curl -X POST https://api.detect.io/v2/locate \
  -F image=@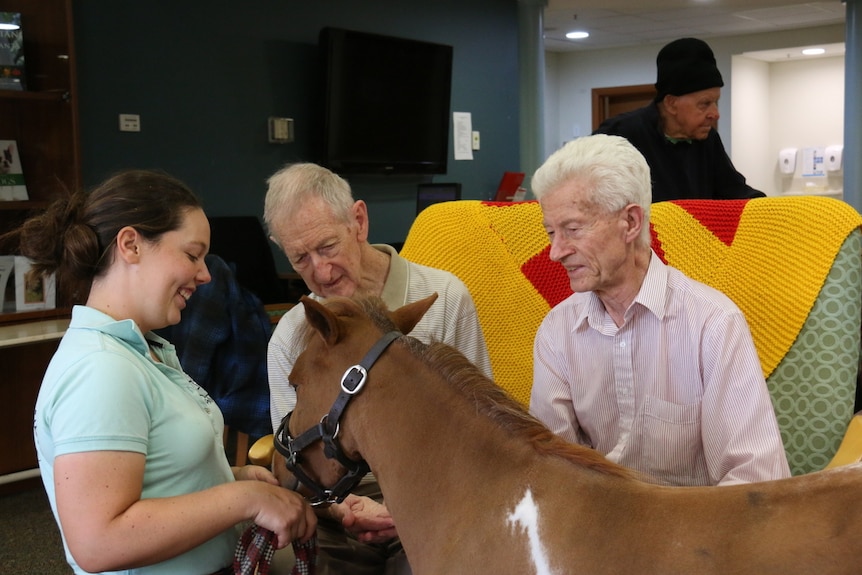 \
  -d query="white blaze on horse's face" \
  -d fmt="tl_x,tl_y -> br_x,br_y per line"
507,488 -> 558,575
